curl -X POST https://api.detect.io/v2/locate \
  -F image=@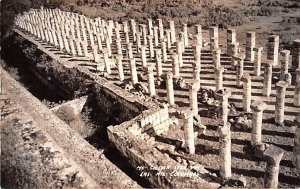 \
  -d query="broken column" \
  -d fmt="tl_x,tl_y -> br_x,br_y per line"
212,48 -> 221,68
263,145 -> 285,188
263,60 -> 274,97
218,122 -> 232,179
294,68 -> 300,106
155,49 -> 163,78
293,114 -> 300,169
250,100 -> 267,145
275,81 -> 289,125
230,42 -> 239,69
103,48 -> 111,74
141,45 -> 147,67
181,108 -> 195,154
280,50 -> 290,80
92,45 -> 100,63
193,62 -> 201,90
176,40 -> 183,67
129,58 -> 138,84
169,20 -> 176,43
115,54 -> 124,82
215,66 -> 224,91
216,89 -> 232,125
241,73 -> 252,112
246,31 -> 256,62
291,39 -> 300,71
182,24 -> 188,47
227,28 -> 236,55
161,38 -> 168,62
153,26 -> 159,47
188,80 -> 199,116
157,19 -> 164,40
209,26 -> 219,50
234,53 -> 245,87
127,42 -> 133,59
253,47 -> 263,76
146,64 -> 156,97
148,35 -> 154,59
171,53 -> 180,78
267,35 -> 279,66
194,43 -> 202,67
166,71 -> 175,106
